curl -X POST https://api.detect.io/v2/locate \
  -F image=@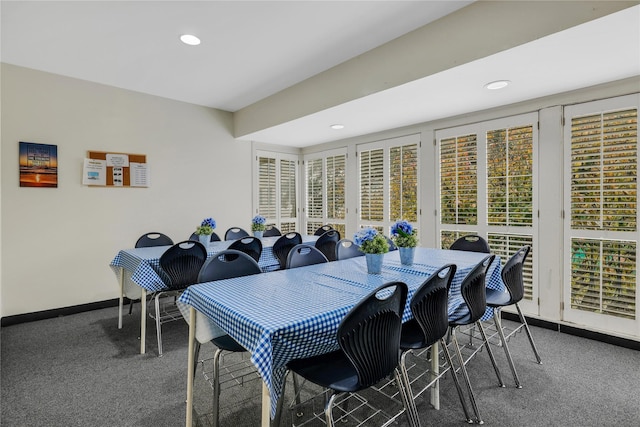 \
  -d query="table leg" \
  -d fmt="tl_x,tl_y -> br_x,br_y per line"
140,288 -> 146,354
262,382 -> 270,427
186,307 -> 196,427
118,268 -> 124,329
430,341 -> 440,409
